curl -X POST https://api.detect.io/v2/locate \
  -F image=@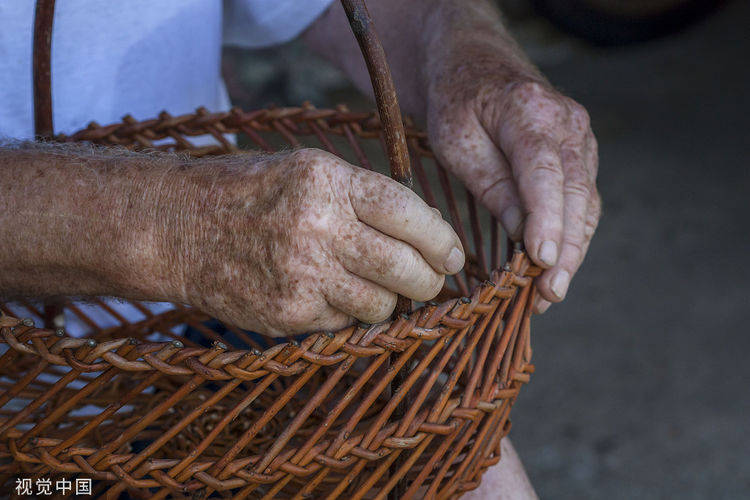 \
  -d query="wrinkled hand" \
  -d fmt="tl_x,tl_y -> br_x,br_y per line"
429,79 -> 601,312
168,149 -> 464,336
